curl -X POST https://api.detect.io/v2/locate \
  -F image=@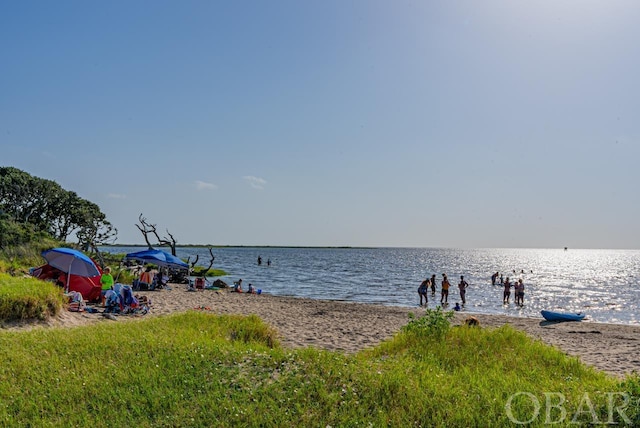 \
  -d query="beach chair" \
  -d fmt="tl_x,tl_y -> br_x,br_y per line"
136,269 -> 153,290
195,277 -> 205,290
